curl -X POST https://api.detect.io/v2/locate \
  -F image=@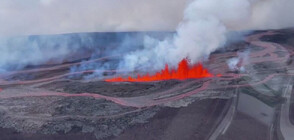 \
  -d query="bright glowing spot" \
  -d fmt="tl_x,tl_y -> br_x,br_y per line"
105,59 -> 217,82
